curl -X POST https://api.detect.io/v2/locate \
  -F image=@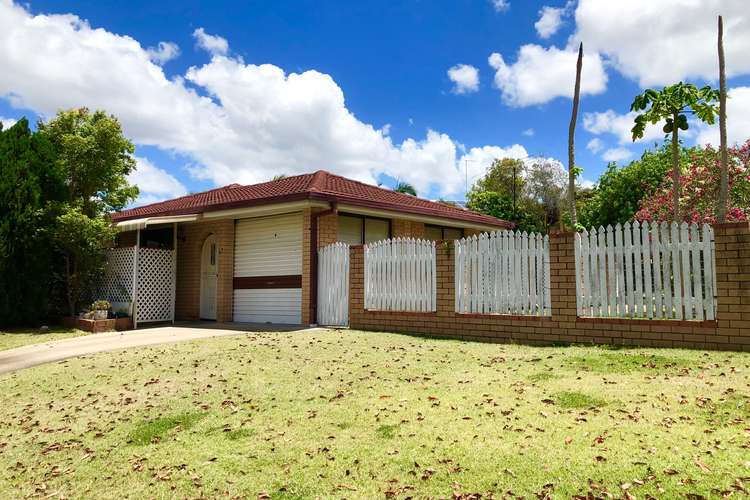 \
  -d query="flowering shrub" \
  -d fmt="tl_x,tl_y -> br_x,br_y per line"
635,140 -> 750,223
